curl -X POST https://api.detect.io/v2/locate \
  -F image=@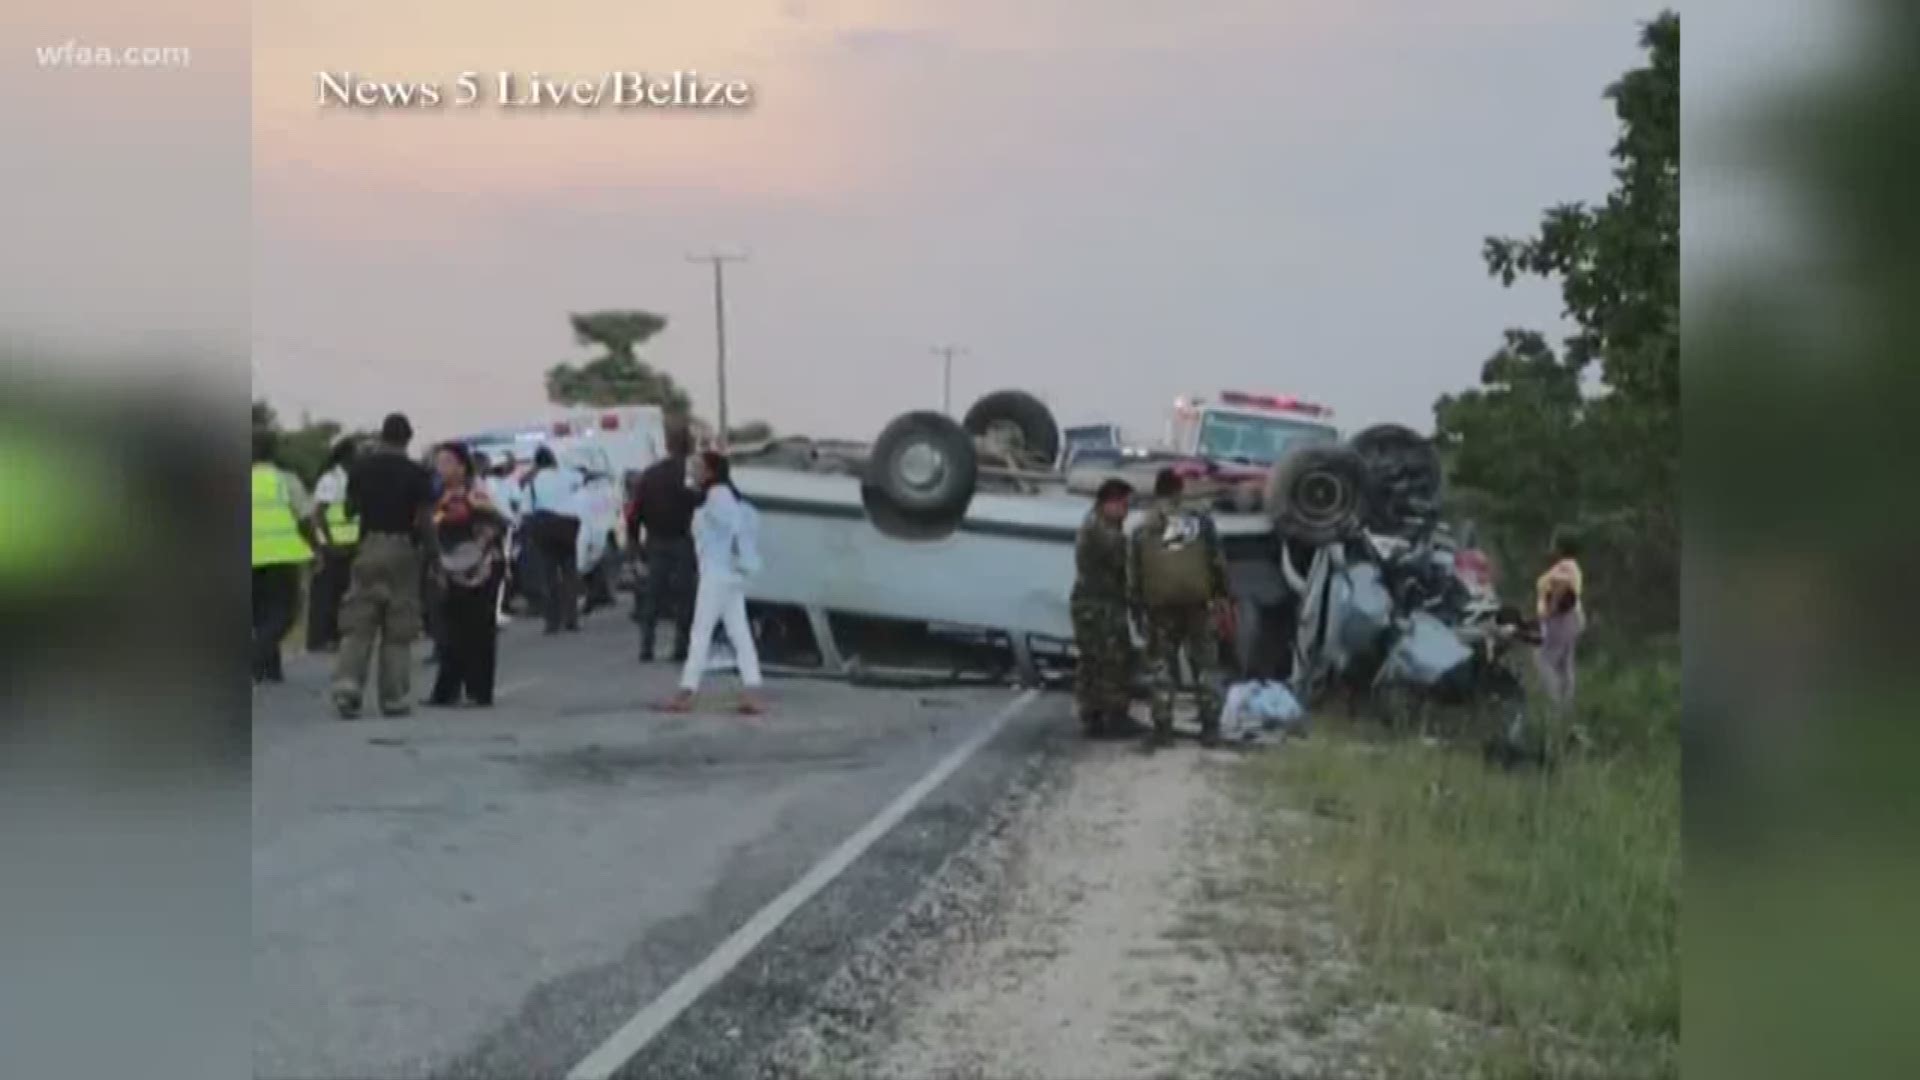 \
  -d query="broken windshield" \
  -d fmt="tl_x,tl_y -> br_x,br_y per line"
1197,412 -> 1337,464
